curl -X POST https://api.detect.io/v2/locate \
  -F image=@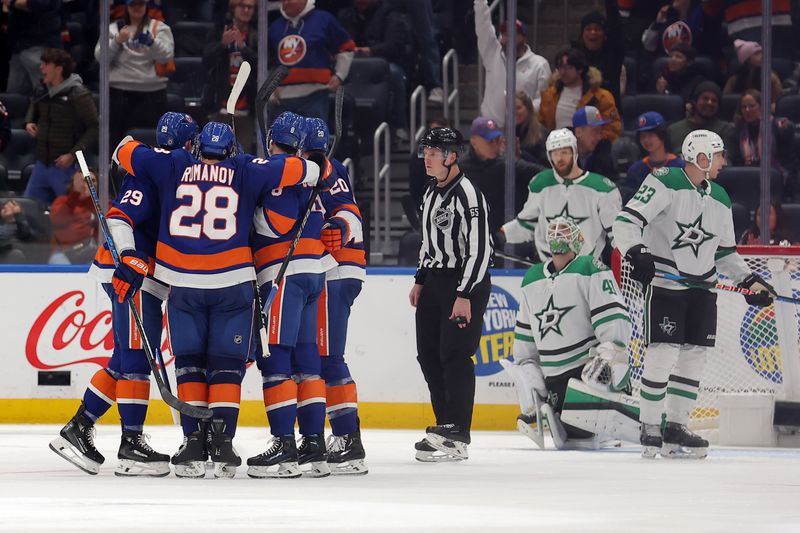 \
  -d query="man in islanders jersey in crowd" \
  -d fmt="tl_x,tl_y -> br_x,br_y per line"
301,117 -> 368,475
49,112 -> 197,477
247,111 -> 336,479
112,120 -> 327,478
